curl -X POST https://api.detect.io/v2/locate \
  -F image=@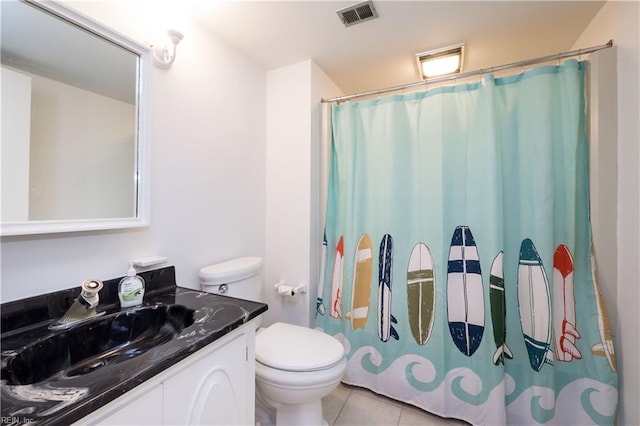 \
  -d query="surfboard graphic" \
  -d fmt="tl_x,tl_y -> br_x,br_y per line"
489,251 -> 513,365
517,238 -> 553,372
590,247 -> 616,371
553,244 -> 582,362
407,243 -> 436,346
378,234 -> 398,342
329,236 -> 344,319
346,233 -> 373,329
447,226 -> 484,357
316,230 -> 328,317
